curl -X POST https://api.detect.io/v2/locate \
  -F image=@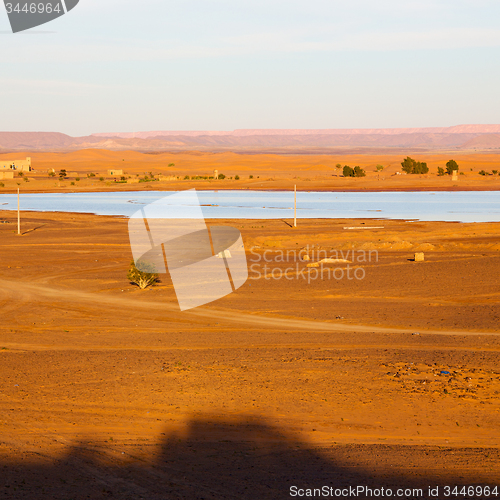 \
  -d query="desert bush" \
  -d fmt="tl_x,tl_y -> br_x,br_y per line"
479,170 -> 487,176
23,177 -> 29,182
127,261 -> 159,289
99,177 -> 104,181
71,182 -> 75,185
376,164 -> 384,171
59,169 -> 67,180
75,177 -> 80,181
343,165 -> 365,177
218,173 -> 226,180
353,166 -> 366,177
184,175 -> 189,180
437,167 -> 445,176
18,171 -> 24,177
235,175 -> 240,180
343,165 -> 354,177
401,157 -> 428,174
0,182 -> 4,187
249,175 -> 253,179
48,171 -> 56,177
493,170 -> 498,175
